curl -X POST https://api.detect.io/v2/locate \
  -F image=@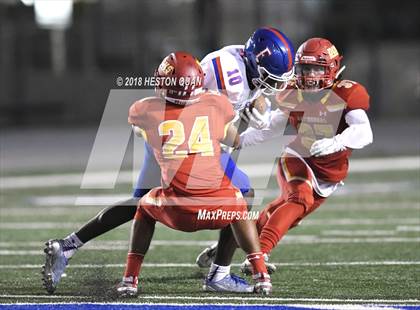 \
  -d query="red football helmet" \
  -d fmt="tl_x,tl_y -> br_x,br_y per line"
154,51 -> 204,105
295,38 -> 343,91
